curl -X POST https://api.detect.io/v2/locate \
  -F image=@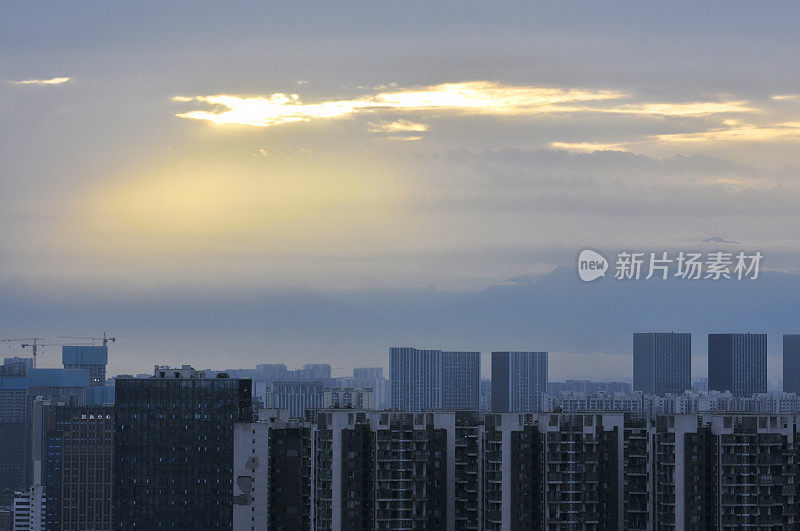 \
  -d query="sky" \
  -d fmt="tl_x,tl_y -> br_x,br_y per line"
2,2 -> 800,375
